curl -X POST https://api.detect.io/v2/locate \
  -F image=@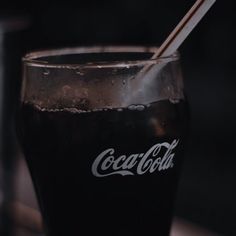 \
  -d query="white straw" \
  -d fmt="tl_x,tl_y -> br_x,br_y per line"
153,0 -> 216,58
127,0 -> 216,105
134,0 -> 216,79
